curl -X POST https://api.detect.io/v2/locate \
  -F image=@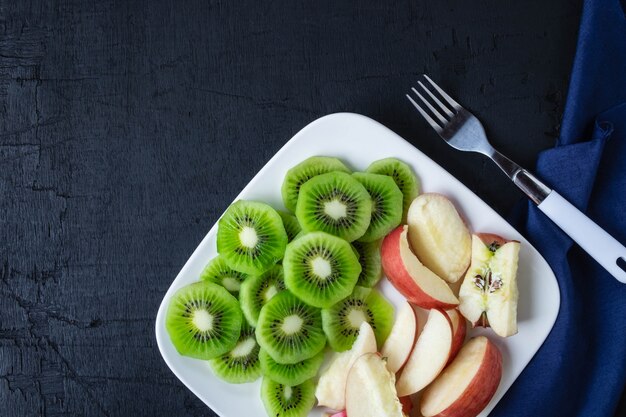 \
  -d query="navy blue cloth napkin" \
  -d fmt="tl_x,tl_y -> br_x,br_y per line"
492,0 -> 626,416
